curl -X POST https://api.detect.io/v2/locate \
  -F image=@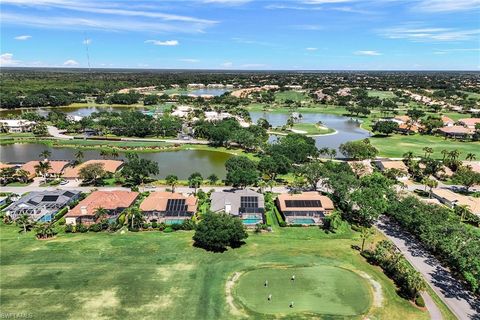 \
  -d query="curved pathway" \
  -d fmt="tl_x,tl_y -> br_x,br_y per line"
376,216 -> 480,320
